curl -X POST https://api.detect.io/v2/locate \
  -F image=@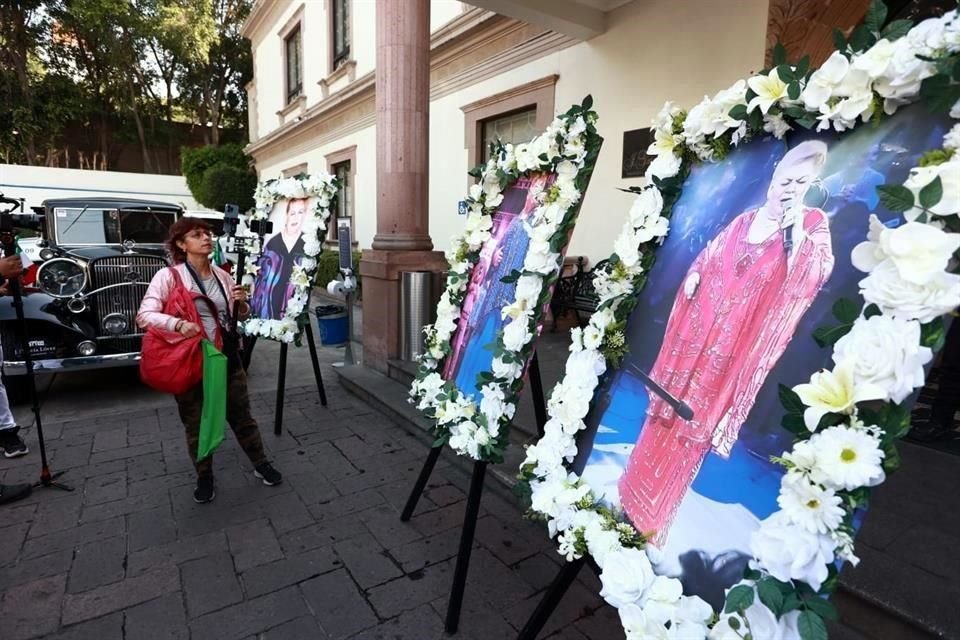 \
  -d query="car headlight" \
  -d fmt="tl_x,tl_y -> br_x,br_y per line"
77,340 -> 96,357
37,259 -> 87,299
102,313 -> 128,335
